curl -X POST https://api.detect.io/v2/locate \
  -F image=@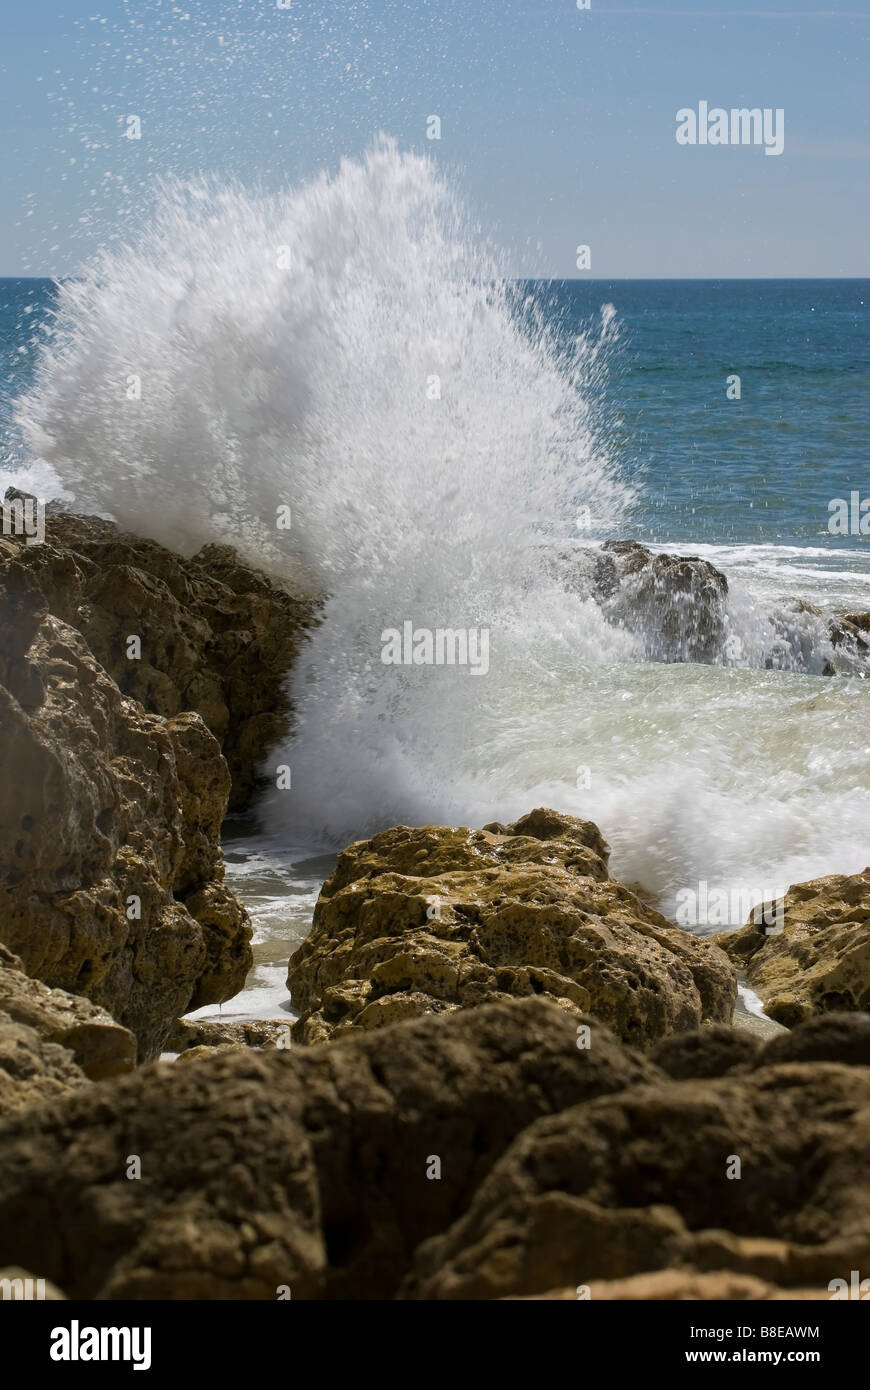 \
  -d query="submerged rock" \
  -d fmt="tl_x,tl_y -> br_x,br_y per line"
595,539 -> 730,664
556,539 -> 730,663
715,868 -> 870,1026
287,809 -> 736,1046
829,610 -> 870,660
556,539 -> 870,676
1,513 -> 317,808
